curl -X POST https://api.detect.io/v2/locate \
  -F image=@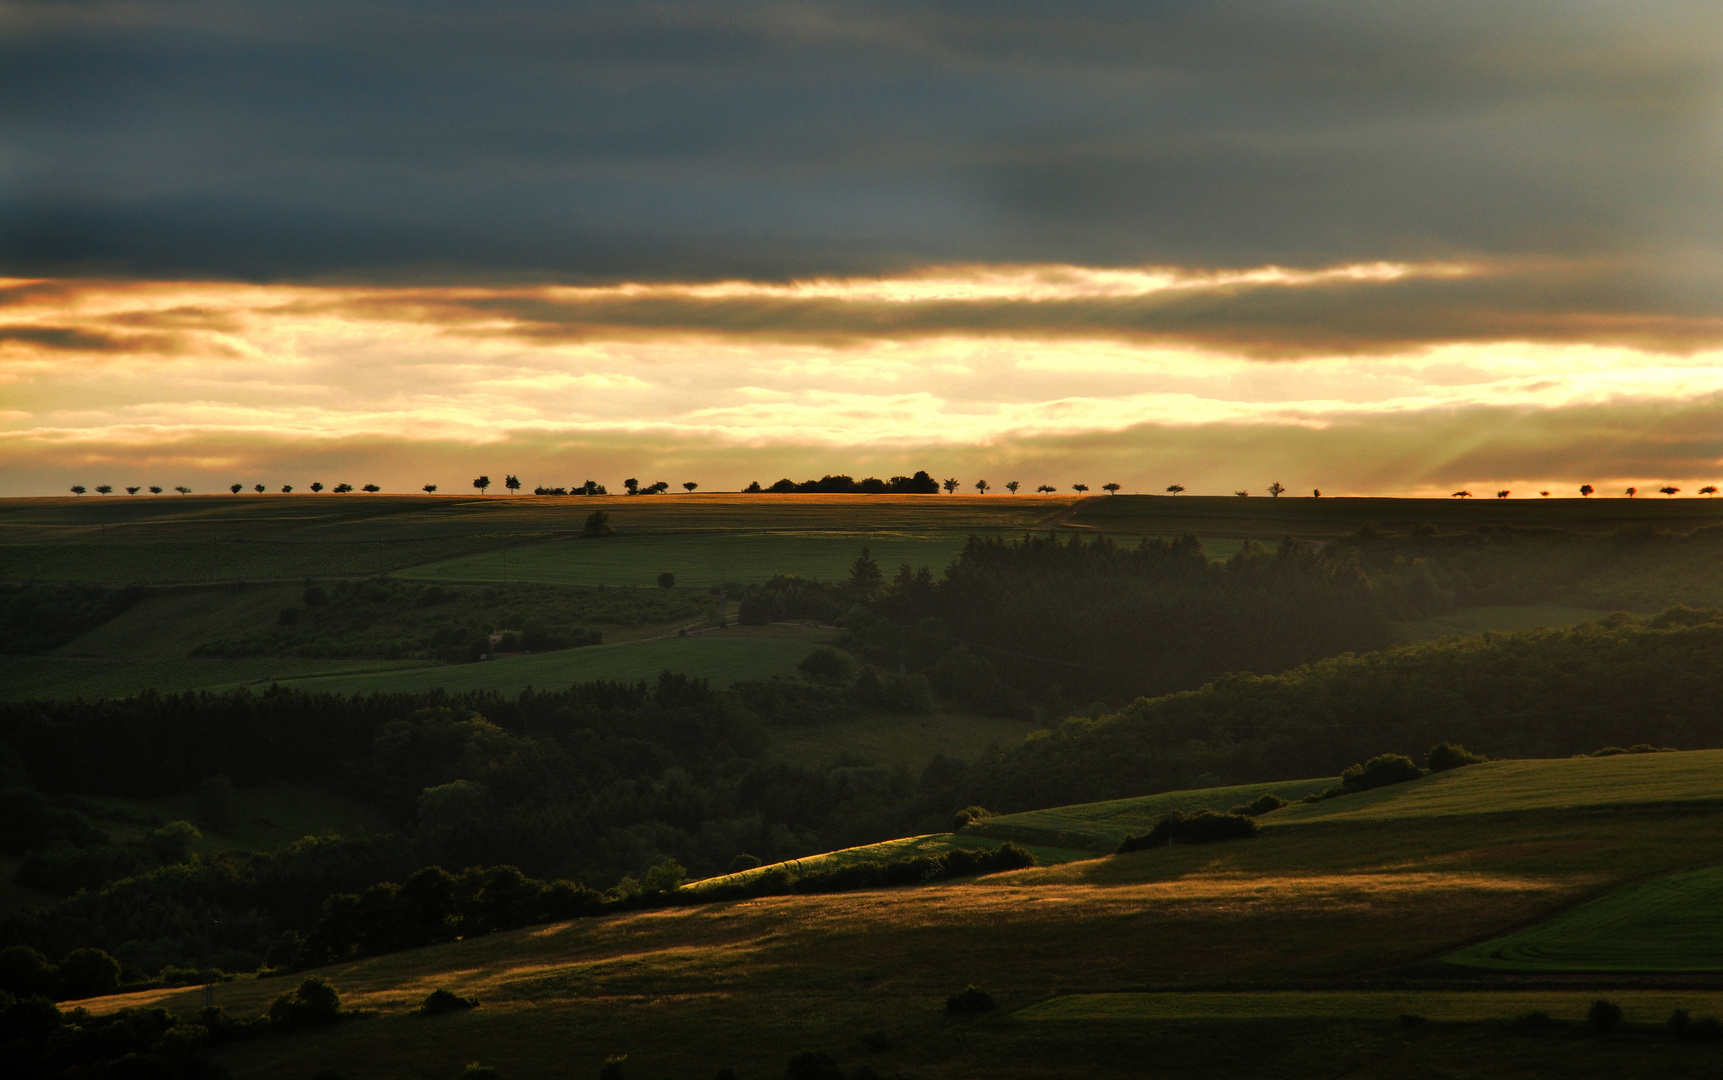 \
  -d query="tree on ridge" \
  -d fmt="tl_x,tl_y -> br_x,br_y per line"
70,485 -> 86,495
942,477 -> 959,493
1267,481 -> 1286,498
1103,483 -> 1121,494
975,479 -> 990,494
683,482 -> 698,493
473,475 -> 491,494
423,484 -> 437,493
1166,484 -> 1184,494
1579,484 -> 1593,497
96,485 -> 112,495
505,475 -> 521,494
